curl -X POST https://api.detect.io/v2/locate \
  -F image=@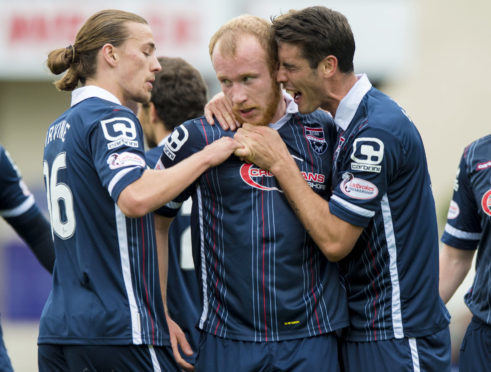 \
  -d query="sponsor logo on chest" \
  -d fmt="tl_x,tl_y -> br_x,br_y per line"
239,163 -> 326,192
